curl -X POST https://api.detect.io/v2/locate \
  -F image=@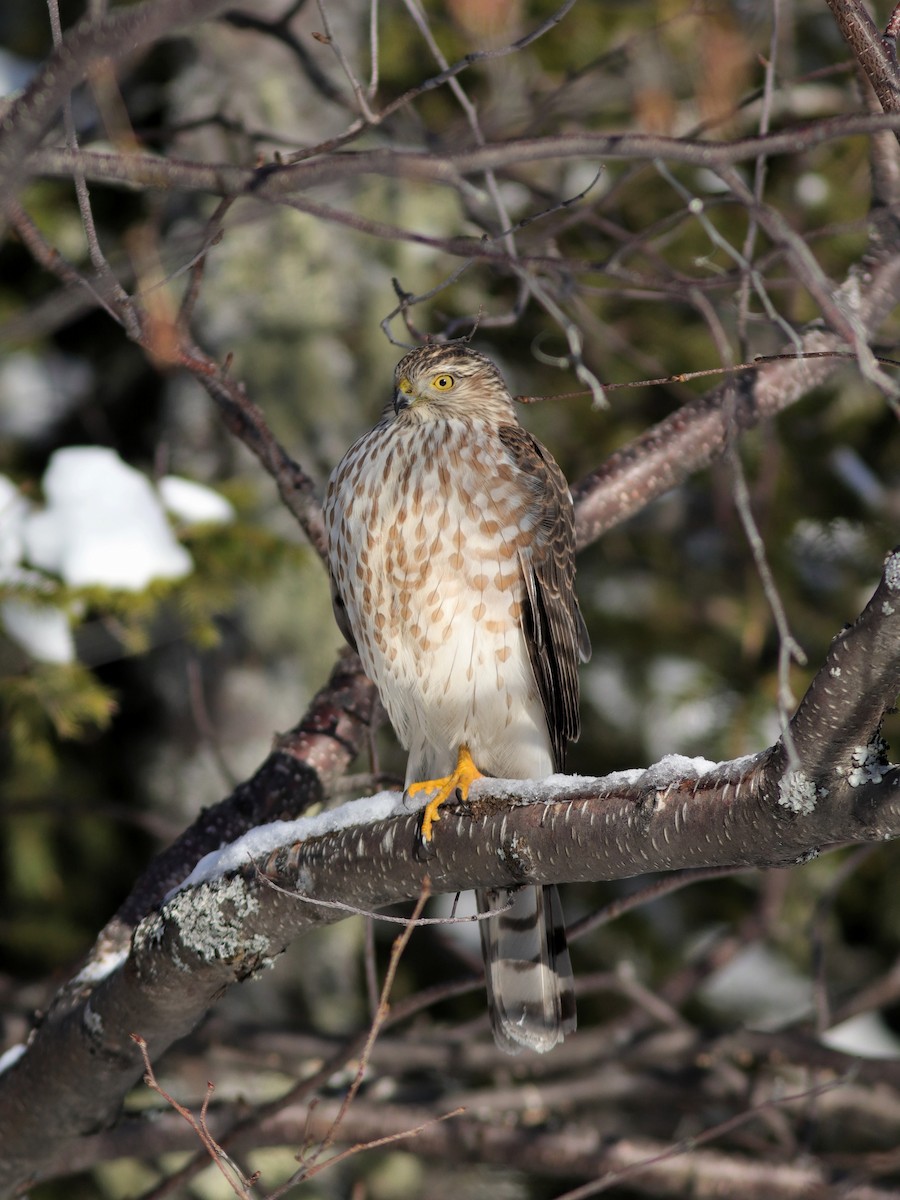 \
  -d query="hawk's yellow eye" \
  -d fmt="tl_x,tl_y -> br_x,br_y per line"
431,373 -> 455,391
